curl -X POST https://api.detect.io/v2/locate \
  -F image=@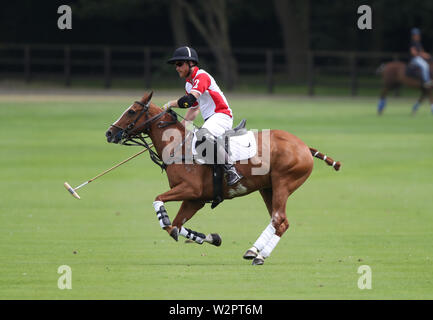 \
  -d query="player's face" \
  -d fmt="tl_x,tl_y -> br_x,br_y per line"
175,61 -> 189,78
412,34 -> 421,42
